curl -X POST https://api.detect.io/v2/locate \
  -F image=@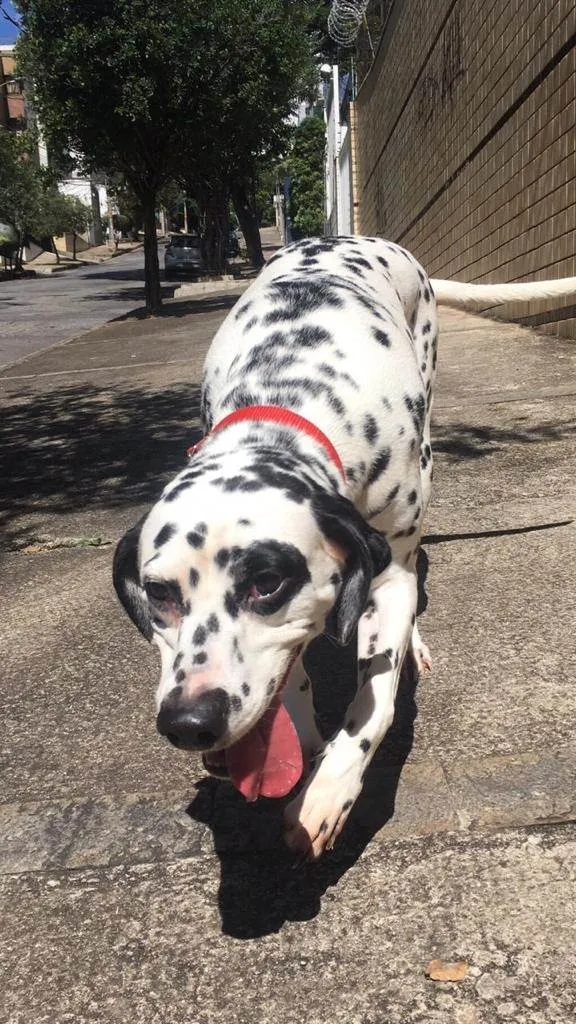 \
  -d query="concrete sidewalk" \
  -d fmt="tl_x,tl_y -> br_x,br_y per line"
1,281 -> 575,1022
28,240 -> 144,274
